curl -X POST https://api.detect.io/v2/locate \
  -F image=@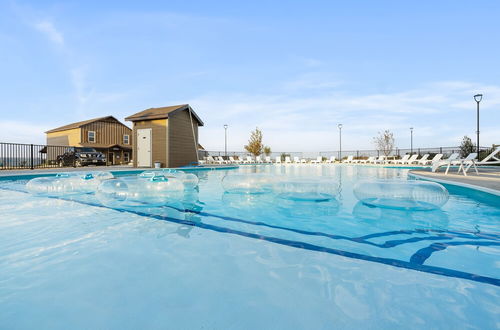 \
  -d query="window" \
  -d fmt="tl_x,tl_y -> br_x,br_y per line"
123,134 -> 130,144
123,152 -> 130,163
88,131 -> 96,143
